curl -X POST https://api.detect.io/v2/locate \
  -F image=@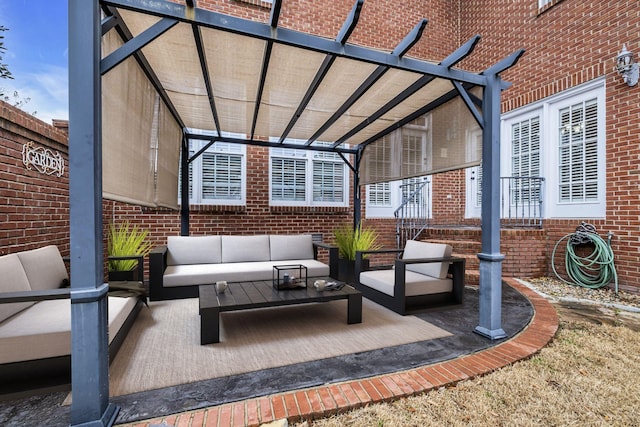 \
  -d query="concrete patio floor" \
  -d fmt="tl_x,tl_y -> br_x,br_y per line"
111,278 -> 557,426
